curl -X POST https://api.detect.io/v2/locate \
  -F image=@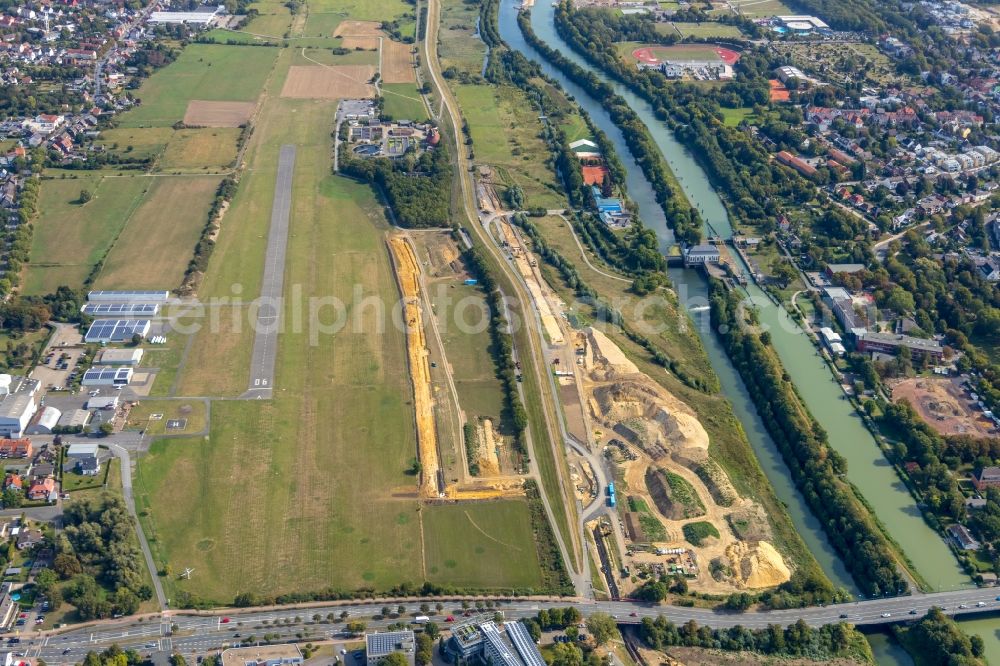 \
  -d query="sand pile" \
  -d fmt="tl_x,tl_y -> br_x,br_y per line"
591,380 -> 710,456
586,327 -> 639,378
726,541 -> 791,589
475,418 -> 501,476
